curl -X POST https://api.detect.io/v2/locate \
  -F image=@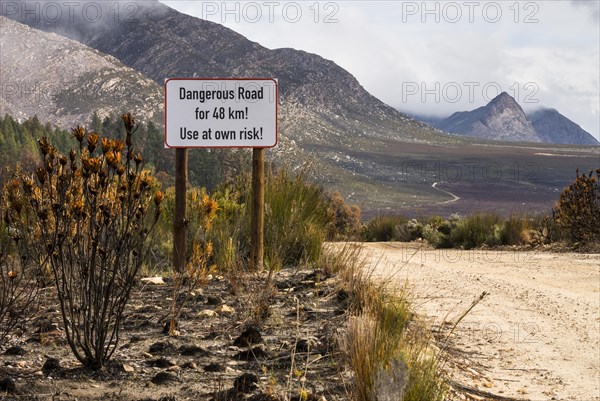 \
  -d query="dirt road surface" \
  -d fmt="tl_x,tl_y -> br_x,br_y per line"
361,243 -> 600,401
